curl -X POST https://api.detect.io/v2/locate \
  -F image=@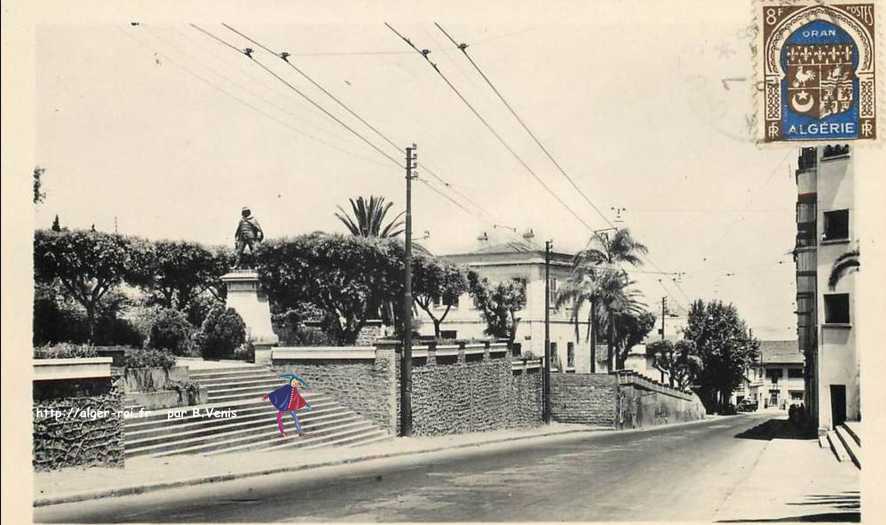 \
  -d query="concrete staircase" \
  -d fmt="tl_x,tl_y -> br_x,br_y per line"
825,421 -> 861,469
124,364 -> 390,458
